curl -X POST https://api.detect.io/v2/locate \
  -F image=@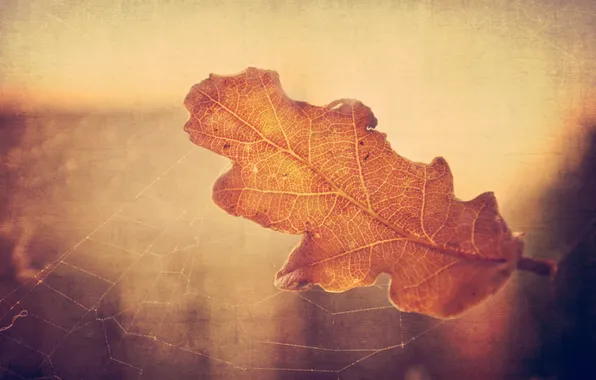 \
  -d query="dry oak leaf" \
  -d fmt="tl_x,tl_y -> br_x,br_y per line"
183,67 -> 555,319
